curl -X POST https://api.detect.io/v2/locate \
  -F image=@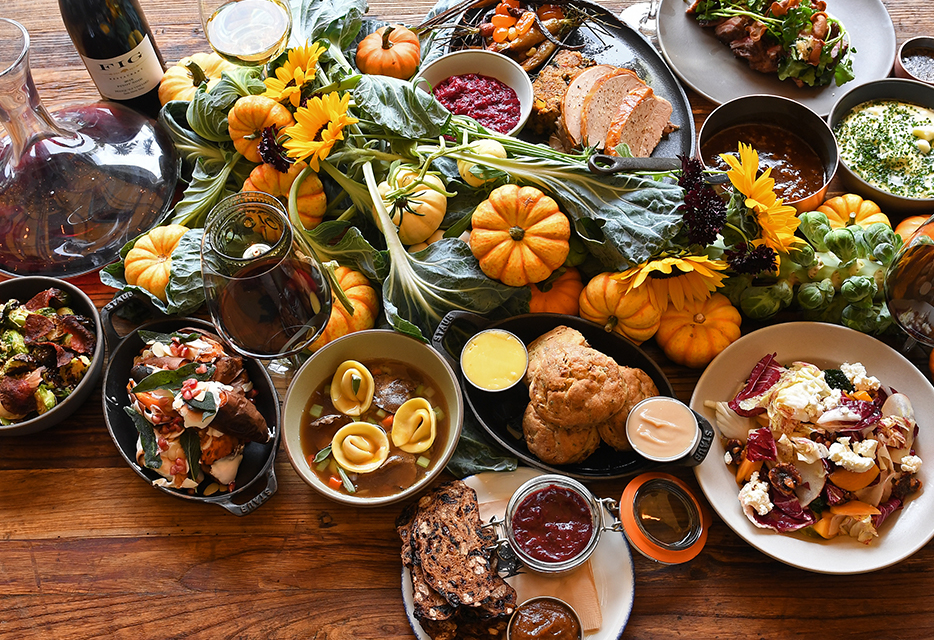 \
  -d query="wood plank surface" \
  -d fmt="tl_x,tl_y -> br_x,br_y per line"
2,0 -> 934,639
